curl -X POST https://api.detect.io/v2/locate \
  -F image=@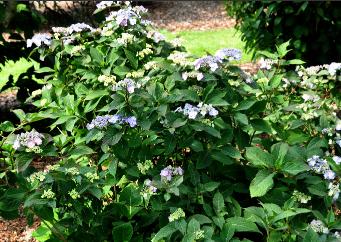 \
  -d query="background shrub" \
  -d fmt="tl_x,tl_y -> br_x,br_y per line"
226,0 -> 341,65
